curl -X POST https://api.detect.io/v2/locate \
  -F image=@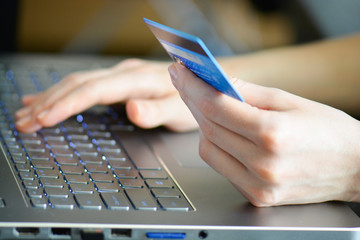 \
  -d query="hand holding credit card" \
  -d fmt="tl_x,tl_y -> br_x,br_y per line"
143,18 -> 244,102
